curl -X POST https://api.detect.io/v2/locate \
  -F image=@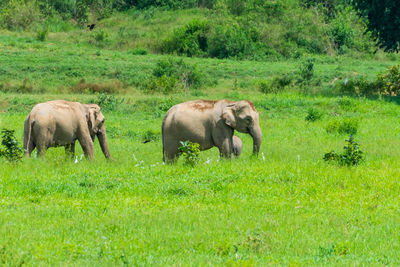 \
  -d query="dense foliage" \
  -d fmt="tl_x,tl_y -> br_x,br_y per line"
0,0 -> 379,59
353,0 -> 400,52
